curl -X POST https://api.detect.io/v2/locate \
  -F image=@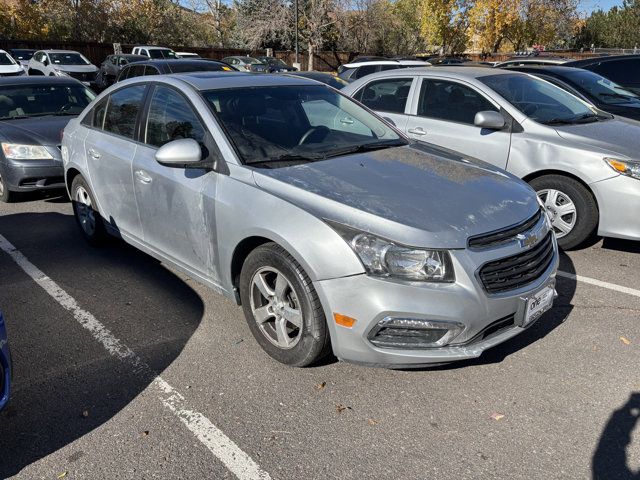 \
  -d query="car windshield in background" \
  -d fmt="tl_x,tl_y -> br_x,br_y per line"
0,53 -> 15,65
202,85 -> 405,166
11,50 -> 34,60
148,49 -> 178,59
0,84 -> 95,120
481,73 -> 600,125
263,58 -> 288,67
169,61 -> 233,73
239,57 -> 260,64
561,69 -> 640,105
50,53 -> 90,65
